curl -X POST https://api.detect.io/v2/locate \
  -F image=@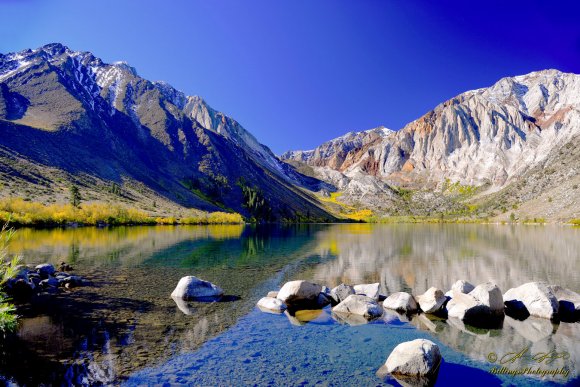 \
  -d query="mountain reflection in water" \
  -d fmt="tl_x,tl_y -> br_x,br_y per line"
306,224 -> 580,293
0,224 -> 578,385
